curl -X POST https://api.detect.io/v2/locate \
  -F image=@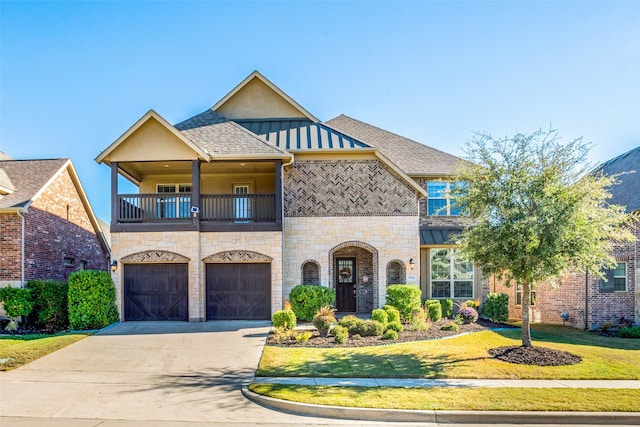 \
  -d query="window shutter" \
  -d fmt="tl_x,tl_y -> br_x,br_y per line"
598,268 -> 615,293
